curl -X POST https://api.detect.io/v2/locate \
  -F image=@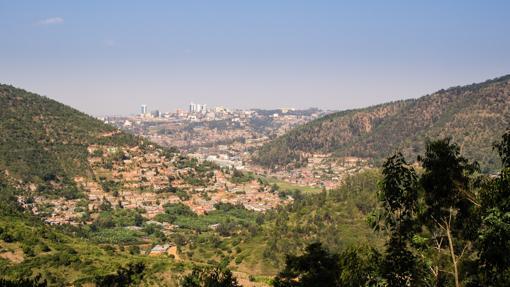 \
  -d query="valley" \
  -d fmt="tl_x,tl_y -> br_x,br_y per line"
106,106 -> 373,192
1,74 -> 510,286
0,85 -> 378,286
2,2 -> 510,286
